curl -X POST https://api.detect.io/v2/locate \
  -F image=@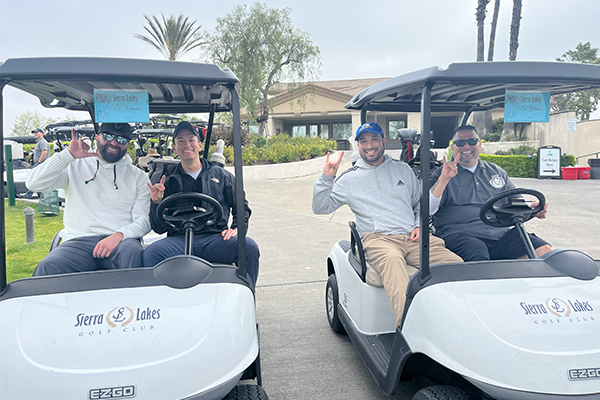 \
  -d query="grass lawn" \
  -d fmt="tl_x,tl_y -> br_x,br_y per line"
4,199 -> 64,282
